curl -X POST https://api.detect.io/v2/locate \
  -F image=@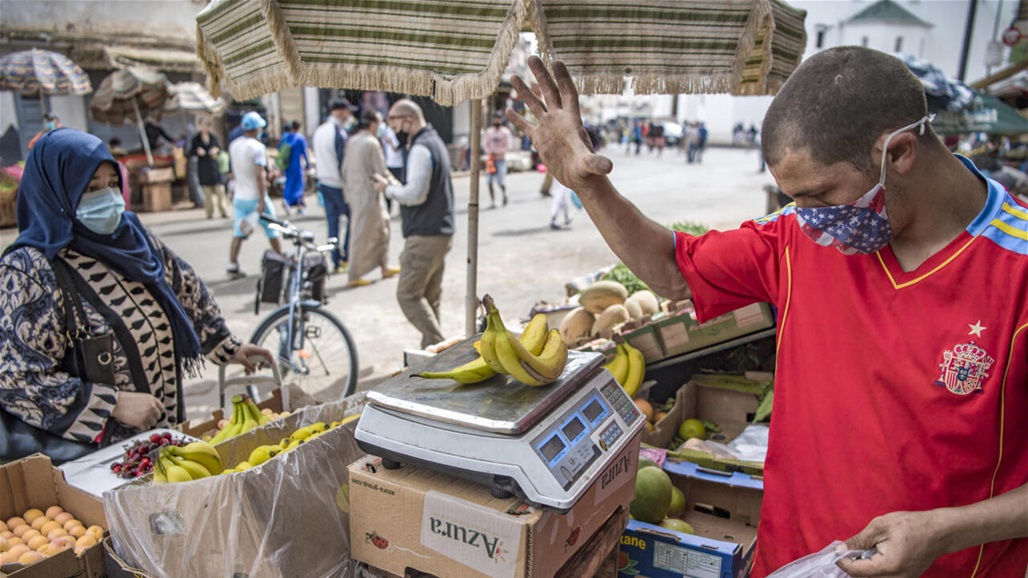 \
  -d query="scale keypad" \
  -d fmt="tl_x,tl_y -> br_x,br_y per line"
601,382 -> 639,425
